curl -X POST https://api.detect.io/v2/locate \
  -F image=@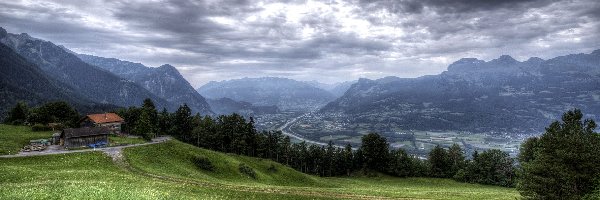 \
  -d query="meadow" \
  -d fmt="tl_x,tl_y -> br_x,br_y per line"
0,125 -> 521,199
0,124 -> 53,155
